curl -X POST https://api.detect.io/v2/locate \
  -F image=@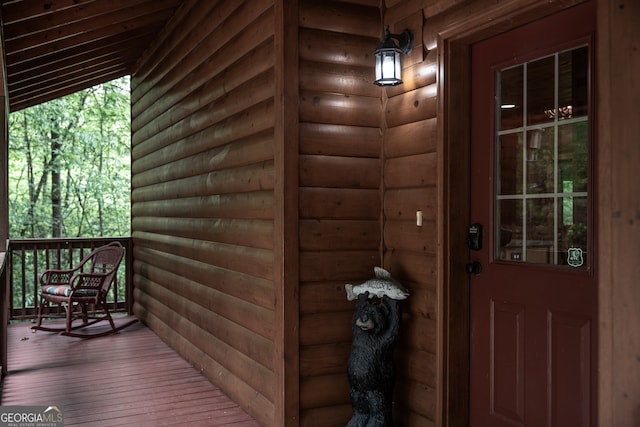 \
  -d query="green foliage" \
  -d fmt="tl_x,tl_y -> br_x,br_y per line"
8,77 -> 131,238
